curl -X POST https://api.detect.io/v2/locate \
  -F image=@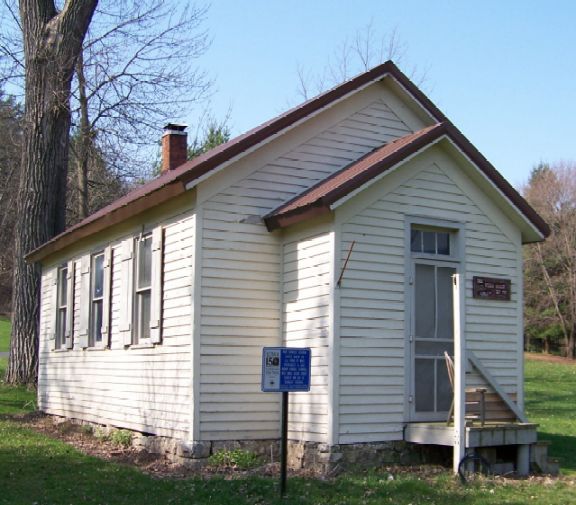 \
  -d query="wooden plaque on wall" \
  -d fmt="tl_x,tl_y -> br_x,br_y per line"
472,276 -> 511,301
